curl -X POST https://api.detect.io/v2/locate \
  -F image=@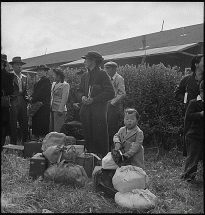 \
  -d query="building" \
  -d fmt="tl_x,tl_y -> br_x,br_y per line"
21,23 -> 203,73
